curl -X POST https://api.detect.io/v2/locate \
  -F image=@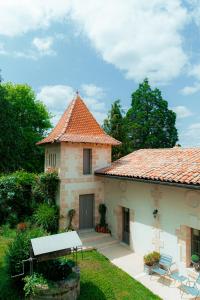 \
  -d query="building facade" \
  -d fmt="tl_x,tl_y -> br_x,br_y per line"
38,95 -> 200,270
